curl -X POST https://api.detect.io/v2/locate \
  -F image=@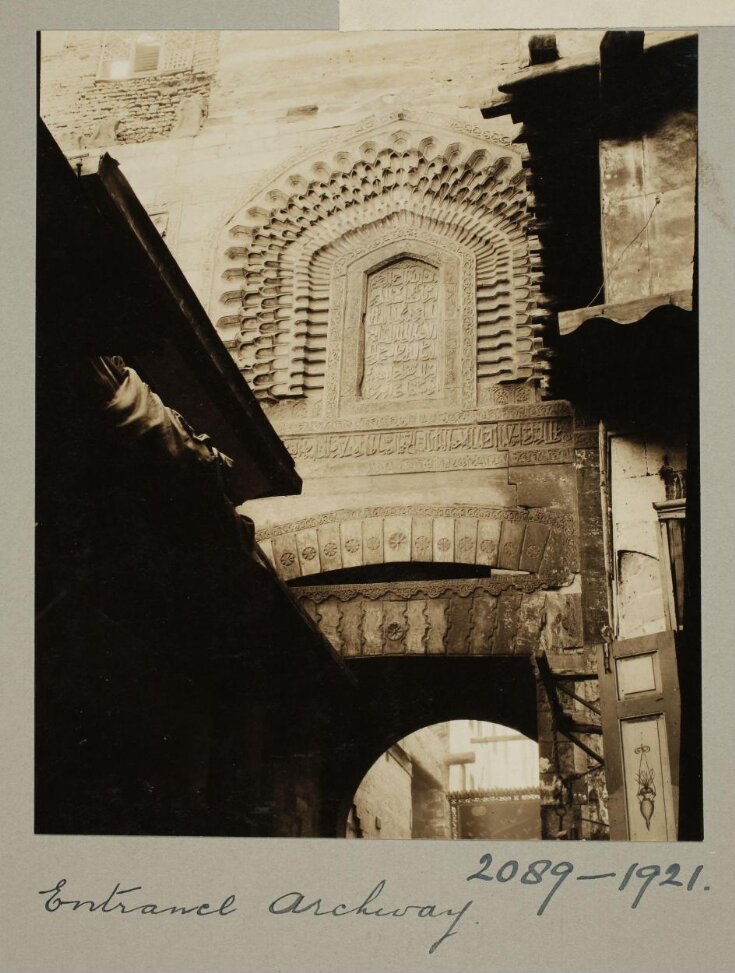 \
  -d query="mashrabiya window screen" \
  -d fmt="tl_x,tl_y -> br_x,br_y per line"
97,32 -> 195,81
